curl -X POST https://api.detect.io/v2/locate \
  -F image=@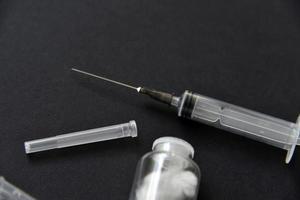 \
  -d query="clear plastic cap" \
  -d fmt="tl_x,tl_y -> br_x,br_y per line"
25,120 -> 138,154
152,137 -> 195,159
